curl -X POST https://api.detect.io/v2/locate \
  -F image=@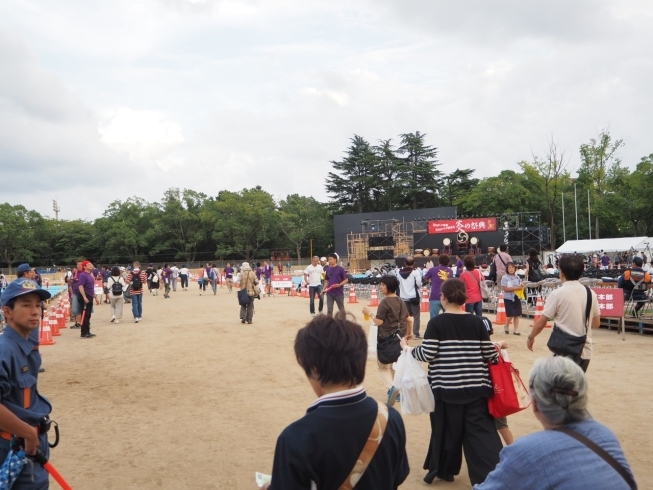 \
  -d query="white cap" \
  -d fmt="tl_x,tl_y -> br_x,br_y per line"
320,257 -> 327,261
